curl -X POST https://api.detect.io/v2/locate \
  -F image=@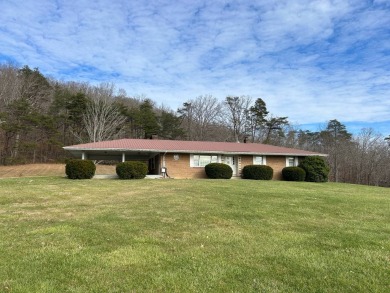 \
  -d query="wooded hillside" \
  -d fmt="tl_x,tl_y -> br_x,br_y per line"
1,64 -> 389,186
